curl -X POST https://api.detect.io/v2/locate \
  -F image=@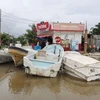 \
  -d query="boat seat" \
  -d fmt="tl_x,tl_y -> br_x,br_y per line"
46,53 -> 59,62
37,50 -> 46,56
36,50 -> 46,60
36,50 -> 59,62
